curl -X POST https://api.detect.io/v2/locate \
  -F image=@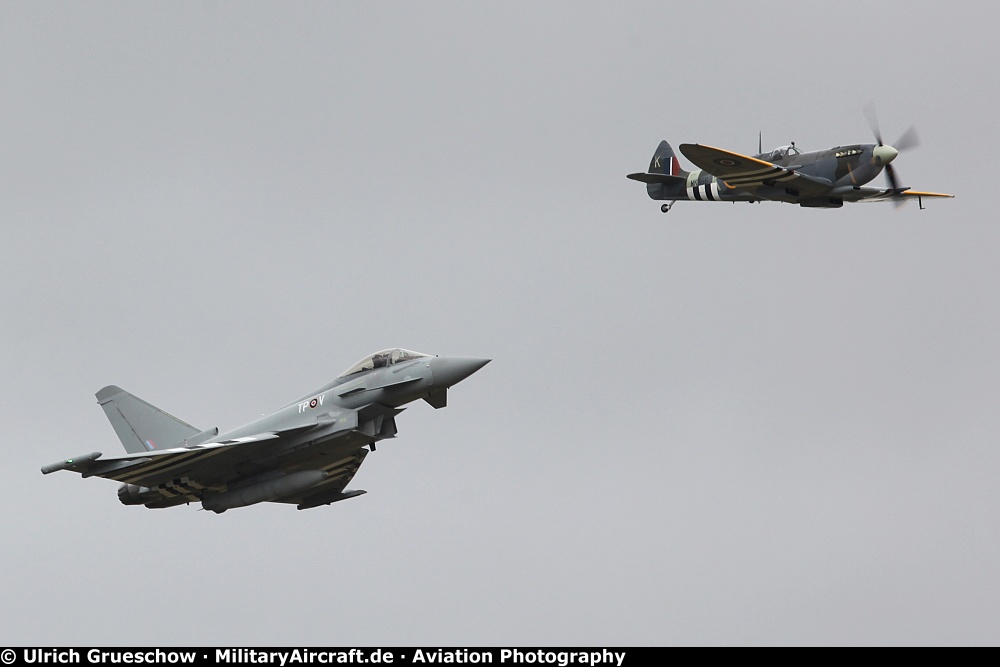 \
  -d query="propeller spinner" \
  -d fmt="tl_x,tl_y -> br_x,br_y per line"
864,104 -> 920,202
